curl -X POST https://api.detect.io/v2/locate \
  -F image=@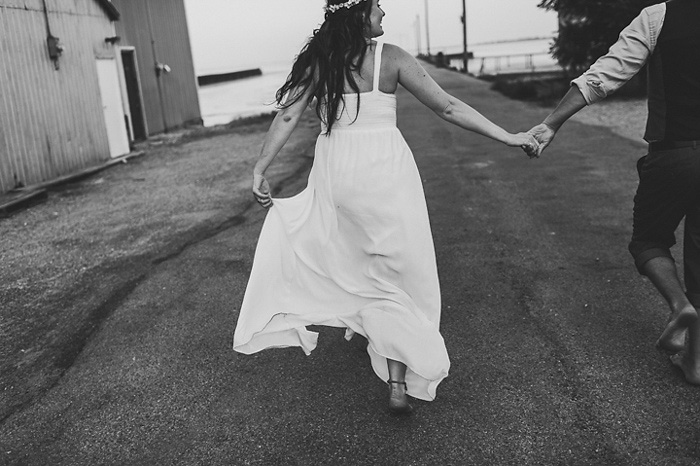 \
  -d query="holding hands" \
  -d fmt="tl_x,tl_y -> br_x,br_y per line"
522,85 -> 586,158
508,132 -> 541,159
526,123 -> 557,158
